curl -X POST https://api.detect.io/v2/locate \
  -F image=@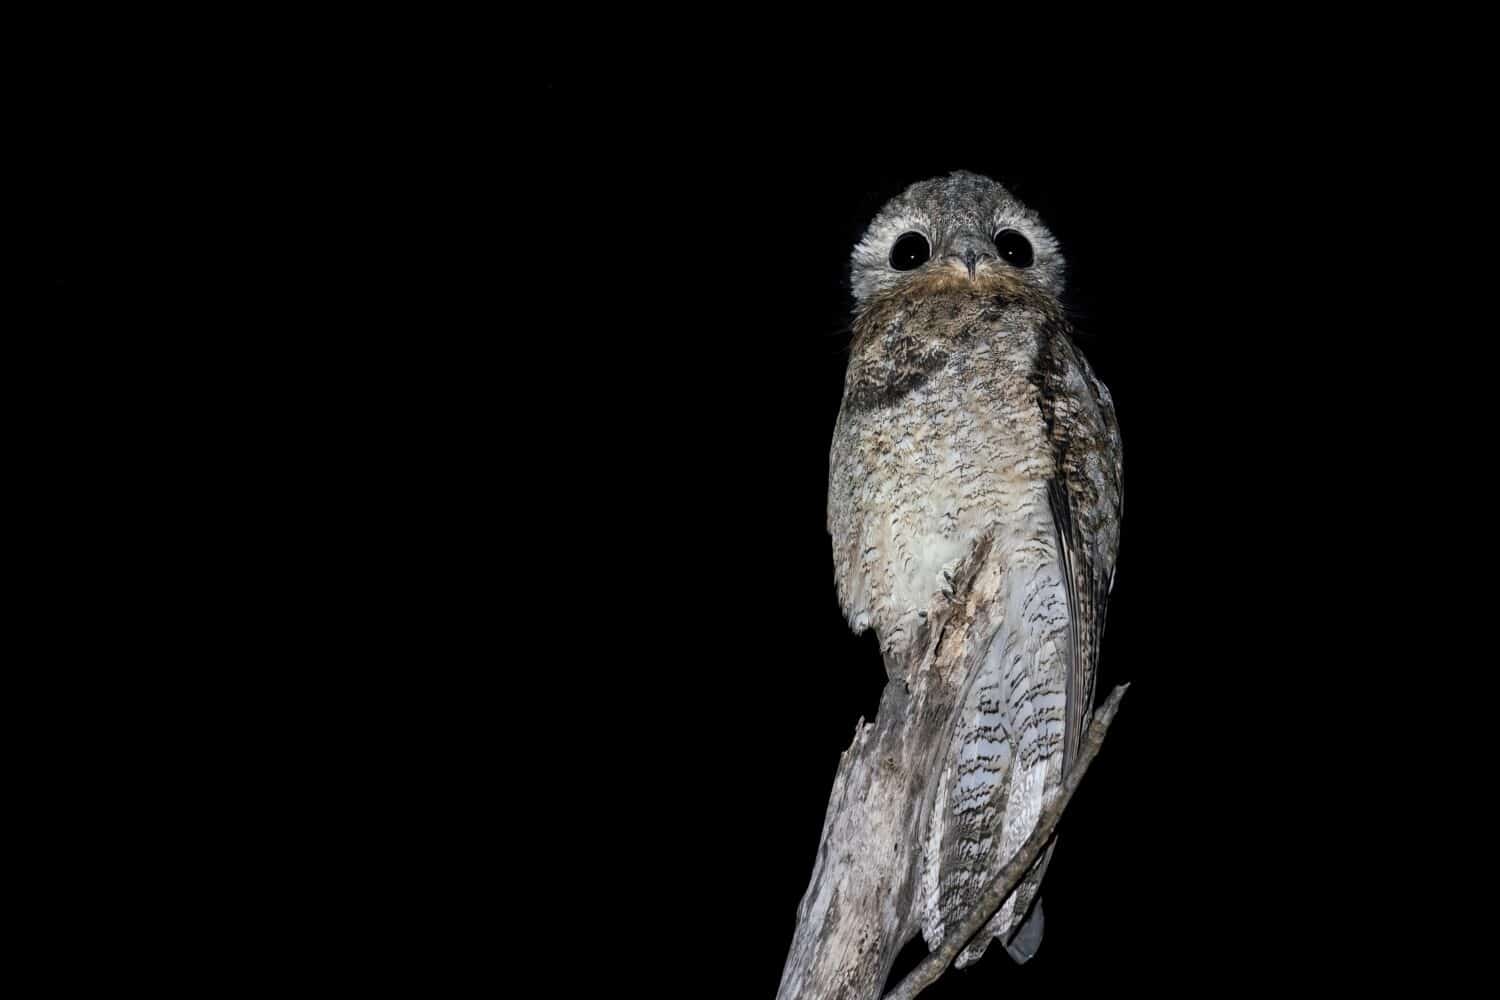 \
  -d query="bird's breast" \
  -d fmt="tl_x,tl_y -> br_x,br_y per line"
829,340 -> 1055,652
